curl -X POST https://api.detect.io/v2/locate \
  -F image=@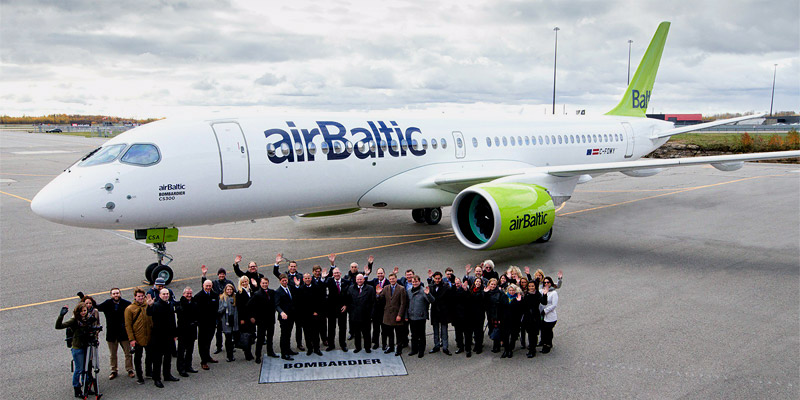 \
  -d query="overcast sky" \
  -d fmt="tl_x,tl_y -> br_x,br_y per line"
1,0 -> 798,119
